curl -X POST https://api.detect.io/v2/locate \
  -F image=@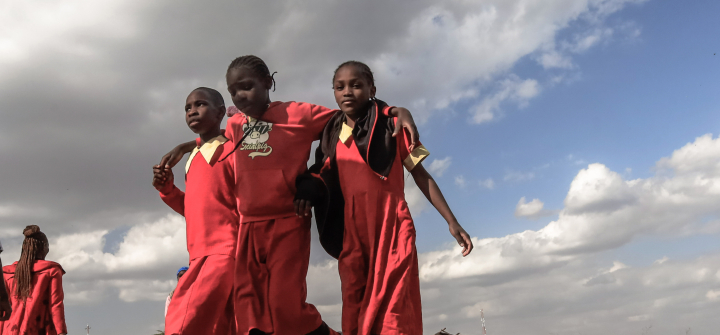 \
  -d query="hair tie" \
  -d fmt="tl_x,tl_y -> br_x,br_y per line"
177,266 -> 189,276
